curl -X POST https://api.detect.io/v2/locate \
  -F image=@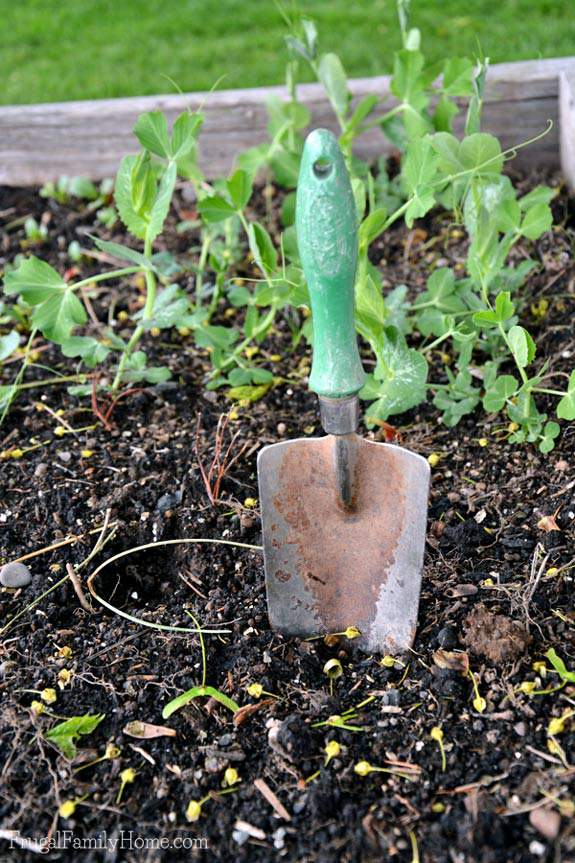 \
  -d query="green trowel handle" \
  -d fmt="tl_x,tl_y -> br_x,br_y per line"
295,128 -> 365,399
